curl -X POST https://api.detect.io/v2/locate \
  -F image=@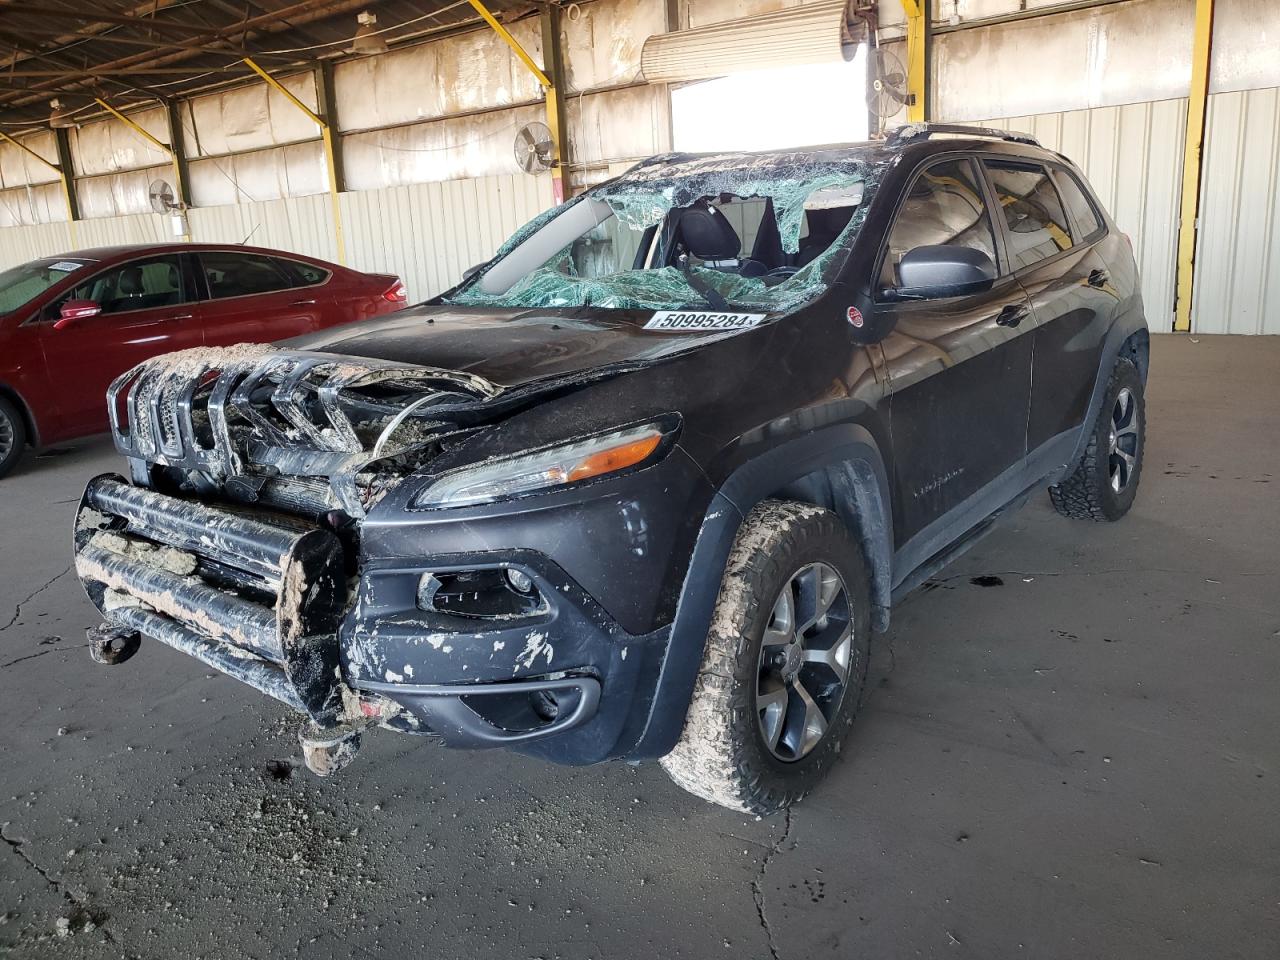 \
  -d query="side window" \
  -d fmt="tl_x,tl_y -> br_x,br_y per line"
879,158 -> 998,290
1052,169 -> 1103,239
982,160 -> 1073,270
201,252 -> 294,299
69,255 -> 185,315
279,259 -> 329,286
